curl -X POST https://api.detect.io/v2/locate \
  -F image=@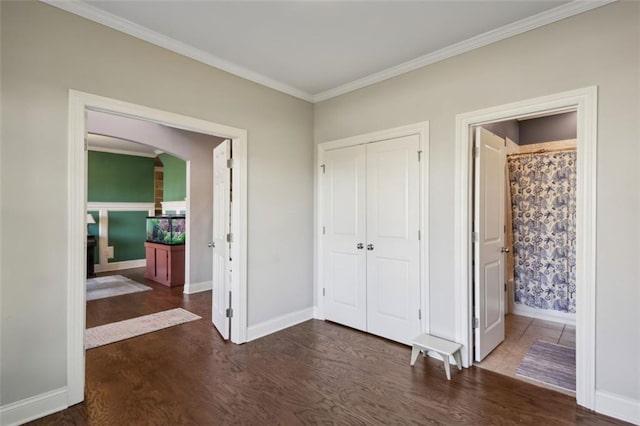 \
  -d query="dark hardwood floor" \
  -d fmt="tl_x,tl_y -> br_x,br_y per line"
30,269 -> 626,425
